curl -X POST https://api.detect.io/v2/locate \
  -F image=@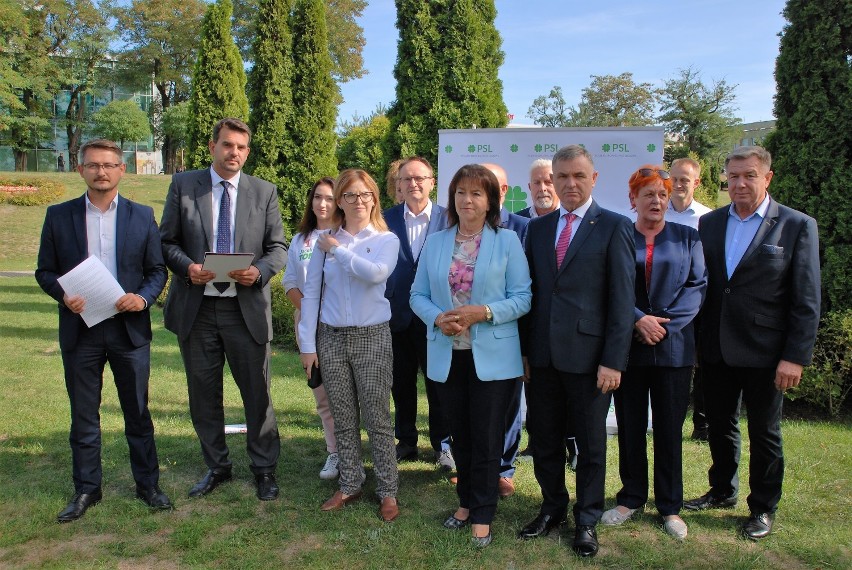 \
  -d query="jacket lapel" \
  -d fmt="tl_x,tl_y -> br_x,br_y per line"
115,195 -> 131,285
470,226 -> 495,305
733,198 -> 779,279
234,177 -> 251,253
196,173 -> 214,251
71,195 -> 87,262
436,228 -> 455,310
